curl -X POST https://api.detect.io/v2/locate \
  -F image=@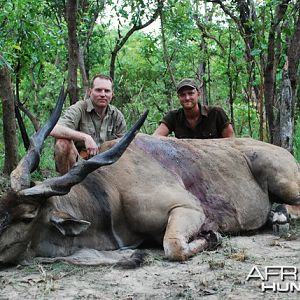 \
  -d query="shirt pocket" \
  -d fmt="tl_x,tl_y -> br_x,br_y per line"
80,122 -> 96,138
107,124 -> 118,140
